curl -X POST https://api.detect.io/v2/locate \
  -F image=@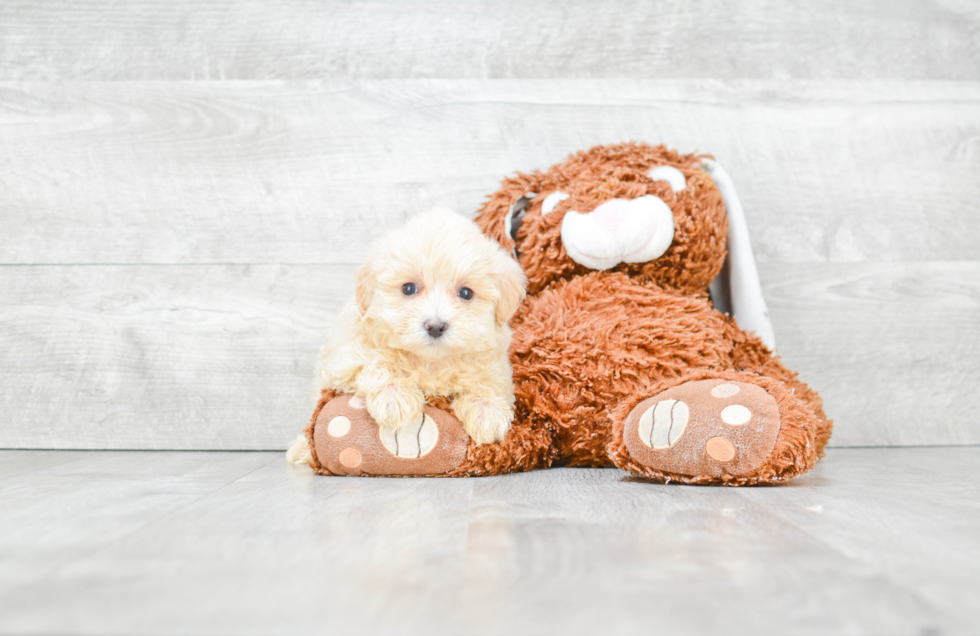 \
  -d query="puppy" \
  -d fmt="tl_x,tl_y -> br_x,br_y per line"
289,209 -> 526,463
